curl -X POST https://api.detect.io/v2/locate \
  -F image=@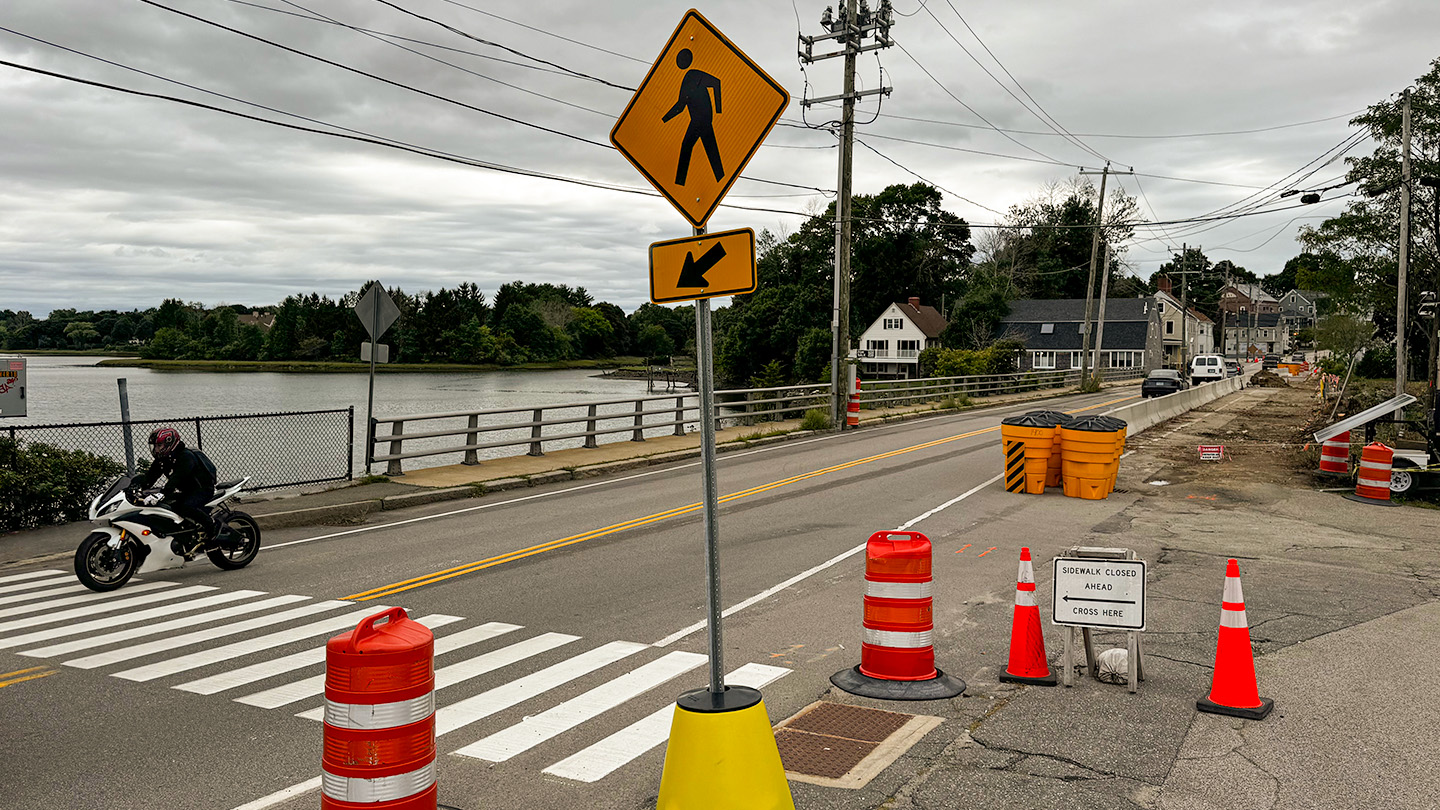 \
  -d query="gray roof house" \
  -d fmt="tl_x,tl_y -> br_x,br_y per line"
999,298 -> 1163,373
